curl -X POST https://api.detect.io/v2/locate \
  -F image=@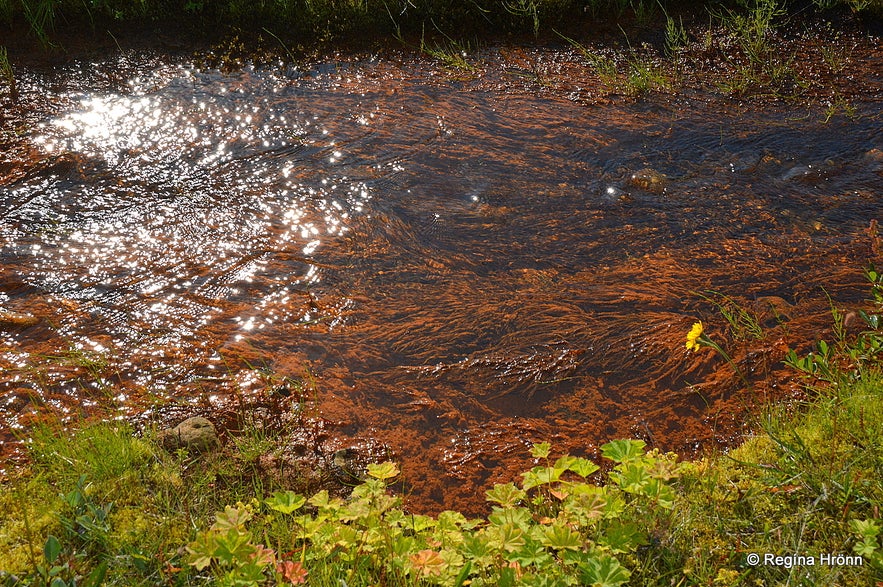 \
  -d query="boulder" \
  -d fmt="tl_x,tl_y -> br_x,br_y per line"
157,417 -> 219,452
